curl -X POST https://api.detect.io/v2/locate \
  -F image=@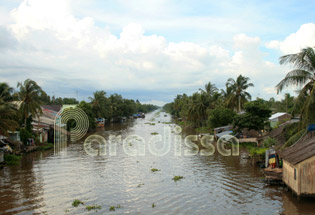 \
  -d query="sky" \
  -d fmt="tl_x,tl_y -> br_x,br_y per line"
0,0 -> 315,106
